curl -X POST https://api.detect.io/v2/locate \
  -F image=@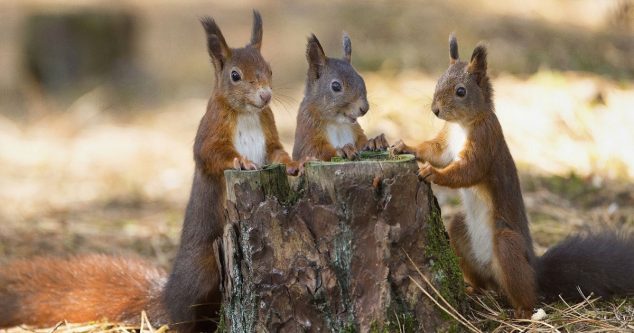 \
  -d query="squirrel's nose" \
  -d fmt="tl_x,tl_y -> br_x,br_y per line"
432,106 -> 440,116
259,91 -> 271,105
359,103 -> 369,116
